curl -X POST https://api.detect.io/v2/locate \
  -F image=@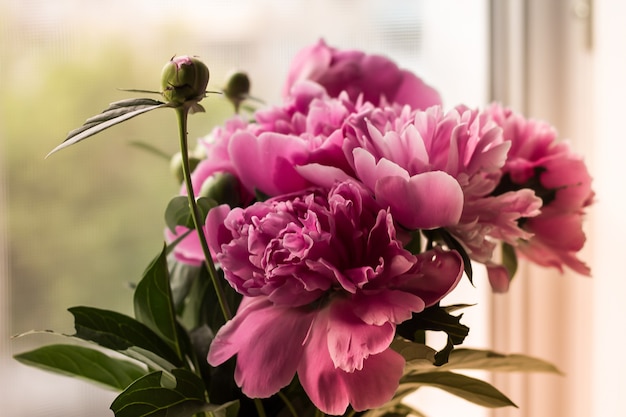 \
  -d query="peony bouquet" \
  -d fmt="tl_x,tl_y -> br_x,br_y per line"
14,40 -> 594,417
